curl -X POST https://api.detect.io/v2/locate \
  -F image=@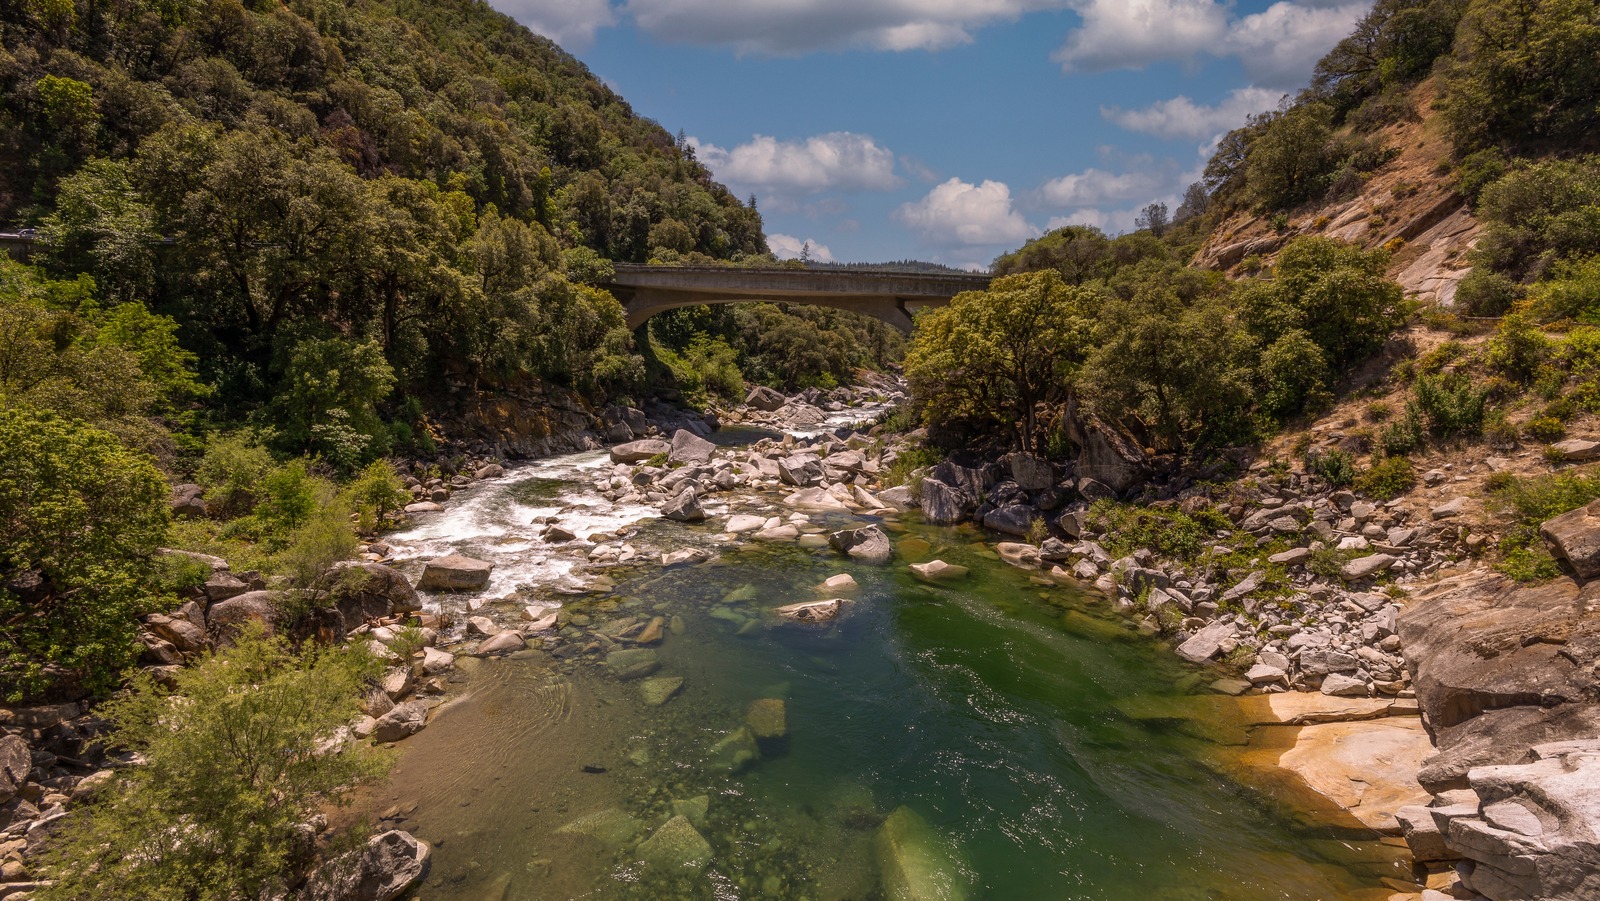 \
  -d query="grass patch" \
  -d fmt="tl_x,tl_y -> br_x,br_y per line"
1088,501 -> 1230,563
883,445 -> 943,489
